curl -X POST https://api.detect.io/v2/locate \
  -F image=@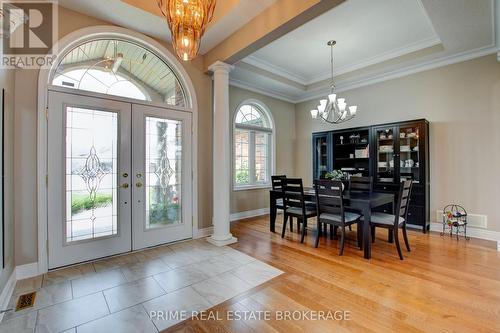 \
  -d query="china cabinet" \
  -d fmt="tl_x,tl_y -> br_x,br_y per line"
312,119 -> 430,232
